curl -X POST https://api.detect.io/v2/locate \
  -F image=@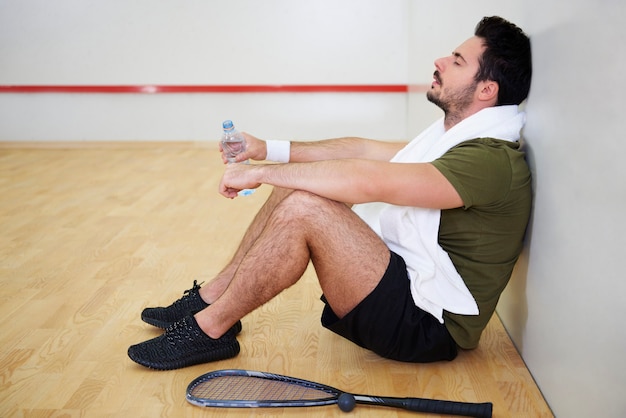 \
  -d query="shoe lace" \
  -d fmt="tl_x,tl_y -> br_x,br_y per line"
172,280 -> 204,307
